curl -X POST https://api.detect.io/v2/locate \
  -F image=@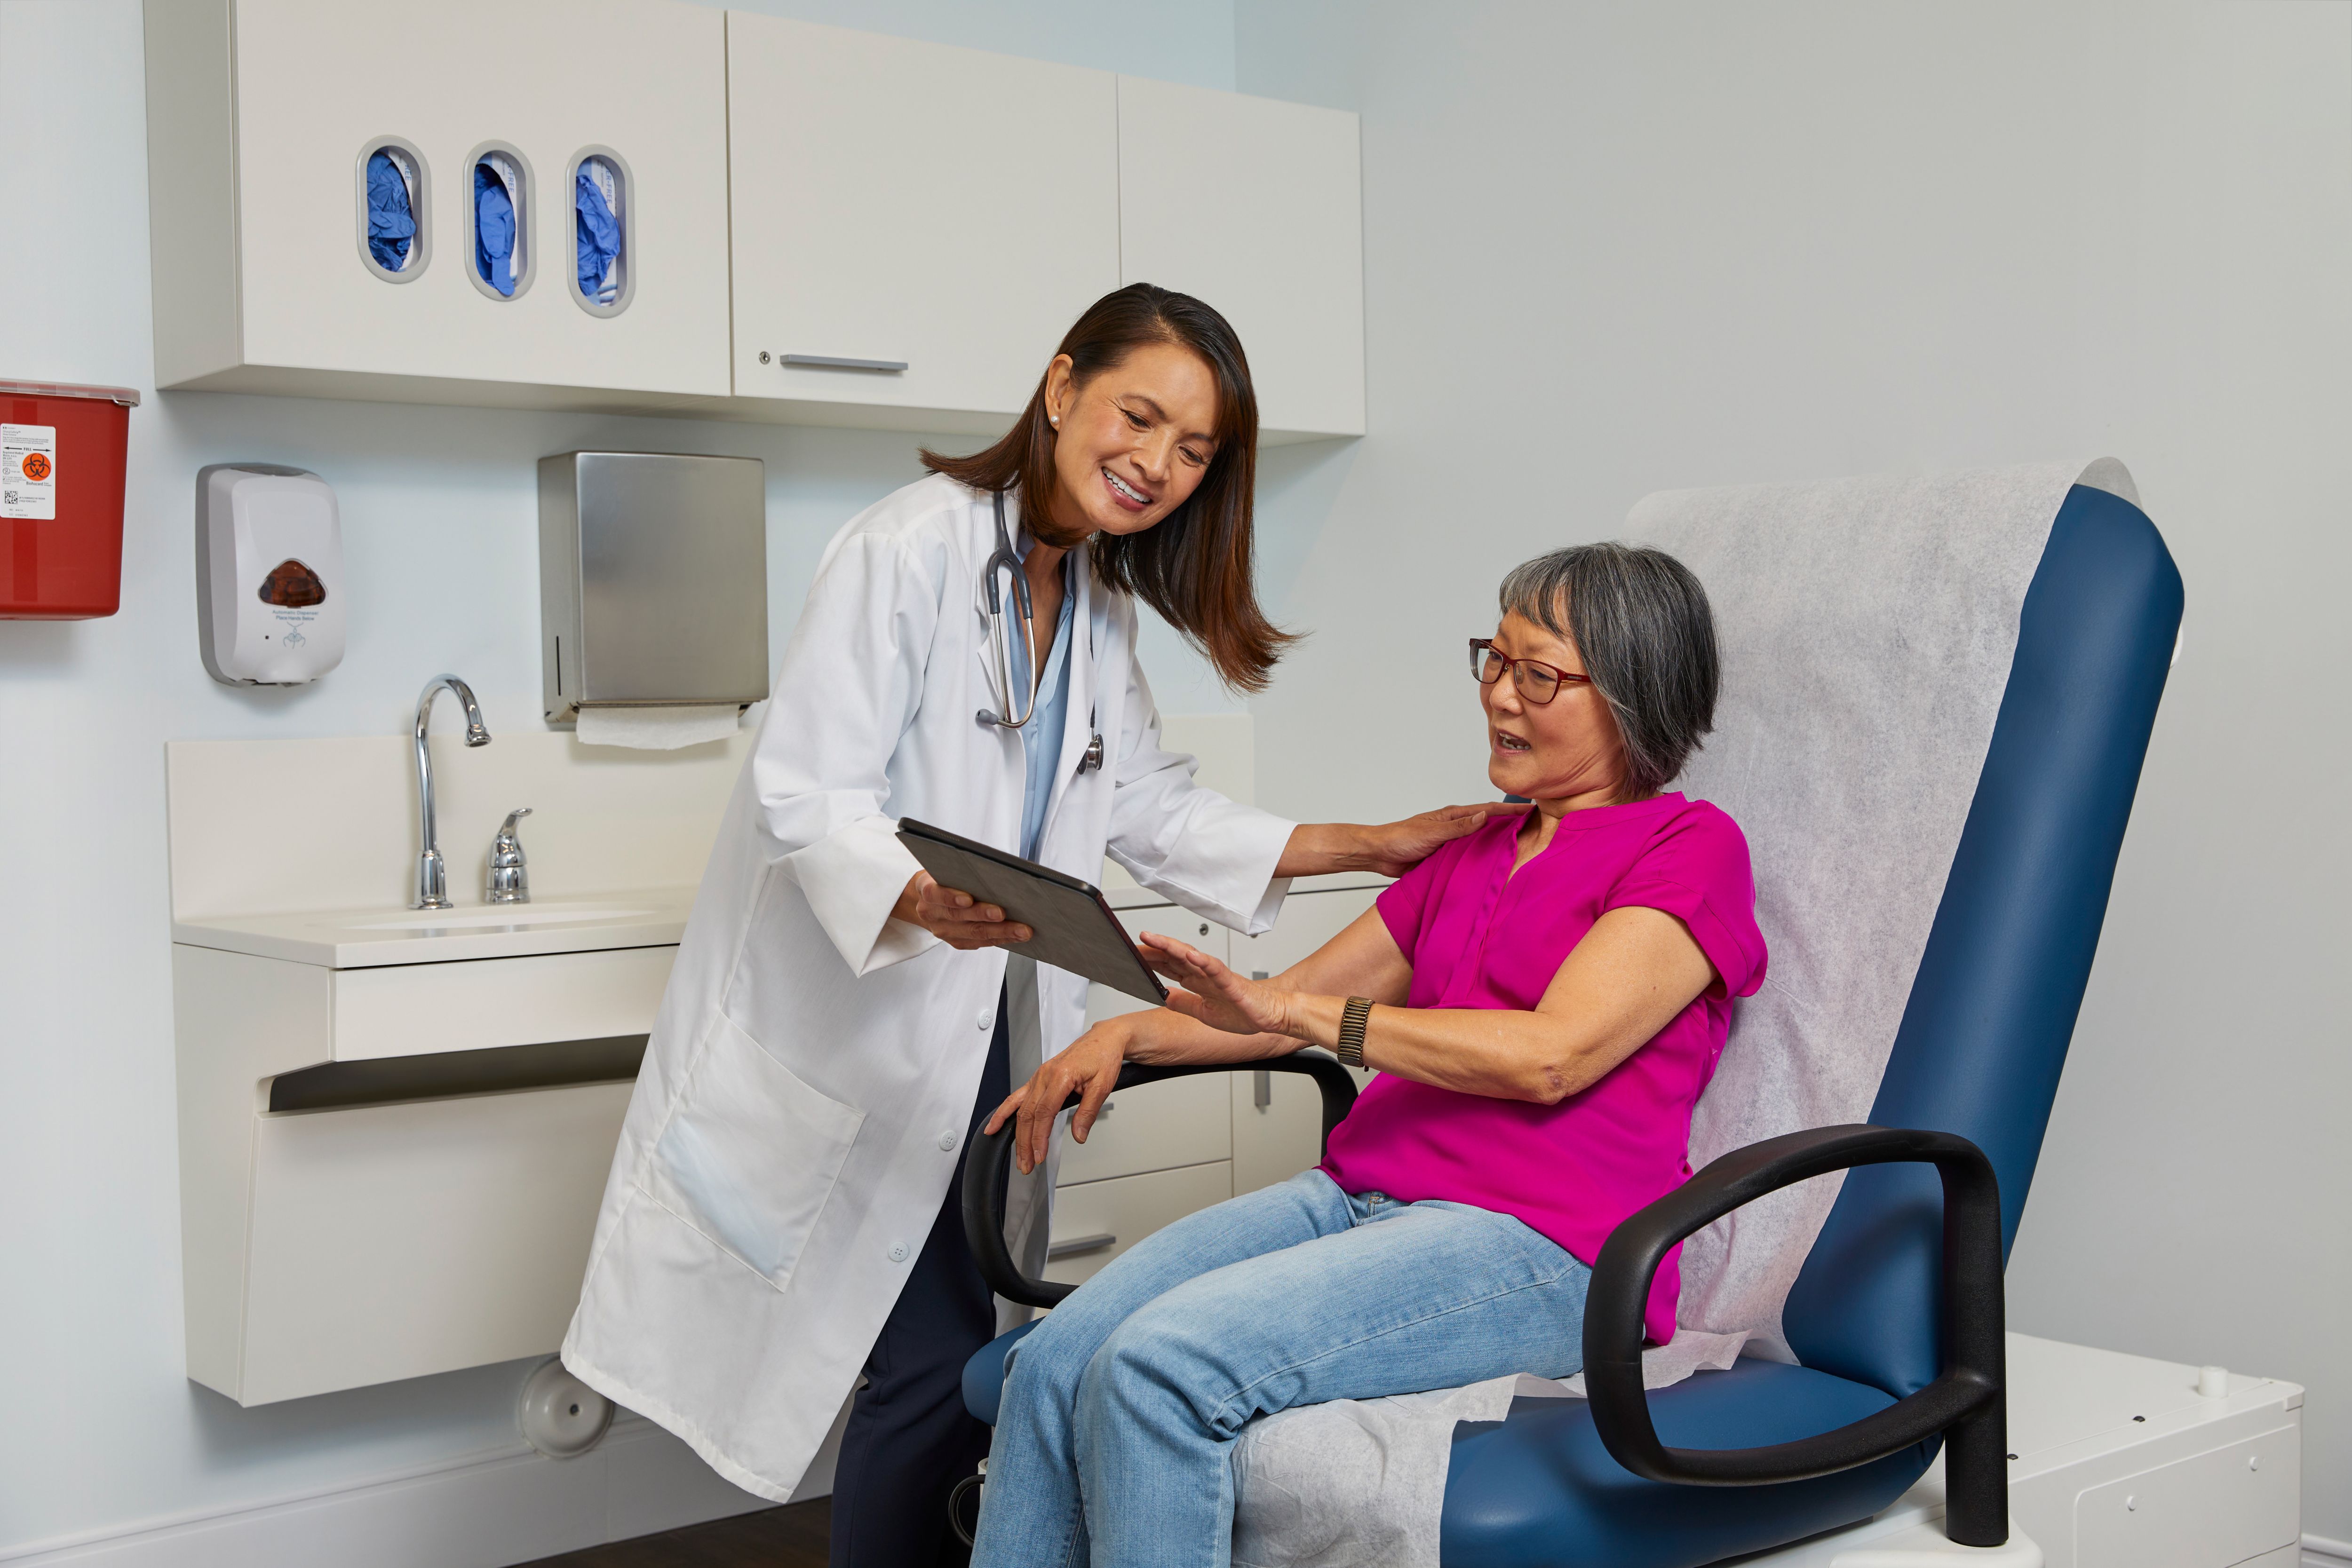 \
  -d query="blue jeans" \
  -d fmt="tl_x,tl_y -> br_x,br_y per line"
969,1169 -> 1592,1568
